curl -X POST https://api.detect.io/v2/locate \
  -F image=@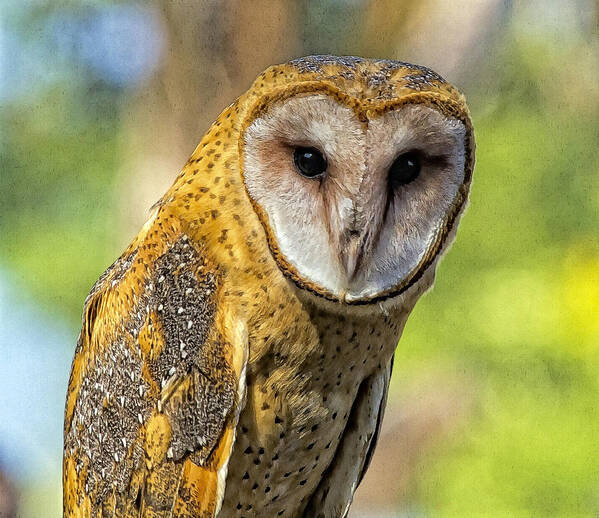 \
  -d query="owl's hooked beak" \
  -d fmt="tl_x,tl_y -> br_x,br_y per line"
342,232 -> 365,281
340,223 -> 380,282
338,180 -> 387,283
